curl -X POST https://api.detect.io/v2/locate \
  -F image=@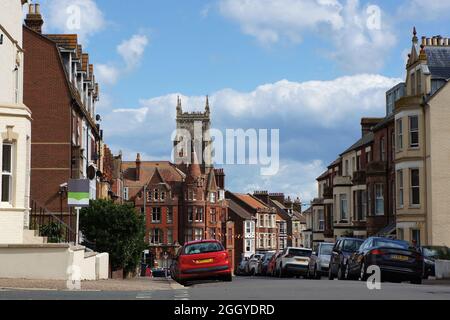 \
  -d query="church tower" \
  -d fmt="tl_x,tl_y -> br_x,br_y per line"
173,96 -> 212,172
